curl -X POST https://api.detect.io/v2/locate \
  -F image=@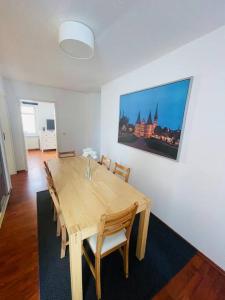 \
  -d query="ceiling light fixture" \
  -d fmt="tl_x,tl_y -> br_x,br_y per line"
59,21 -> 94,59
